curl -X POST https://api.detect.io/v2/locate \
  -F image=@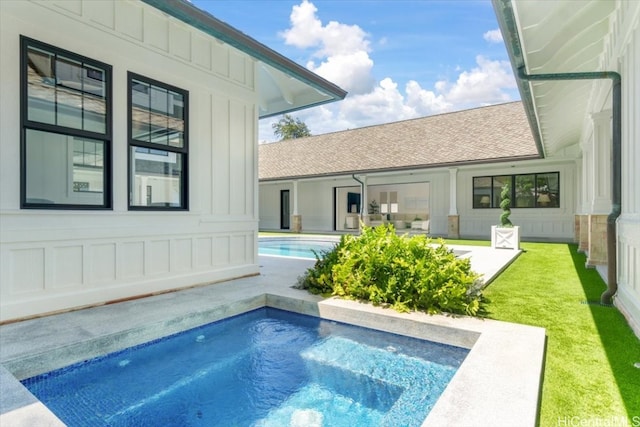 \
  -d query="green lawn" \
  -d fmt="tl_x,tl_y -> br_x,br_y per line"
477,242 -> 640,426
